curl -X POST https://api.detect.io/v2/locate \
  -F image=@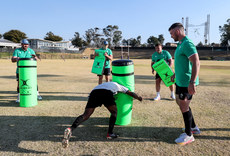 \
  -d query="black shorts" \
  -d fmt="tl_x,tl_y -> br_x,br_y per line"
16,73 -> 19,81
97,68 -> 111,76
86,89 -> 116,108
155,73 -> 161,80
176,84 -> 193,100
